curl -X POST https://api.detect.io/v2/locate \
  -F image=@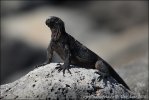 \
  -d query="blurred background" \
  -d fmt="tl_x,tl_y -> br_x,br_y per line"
0,0 -> 148,98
